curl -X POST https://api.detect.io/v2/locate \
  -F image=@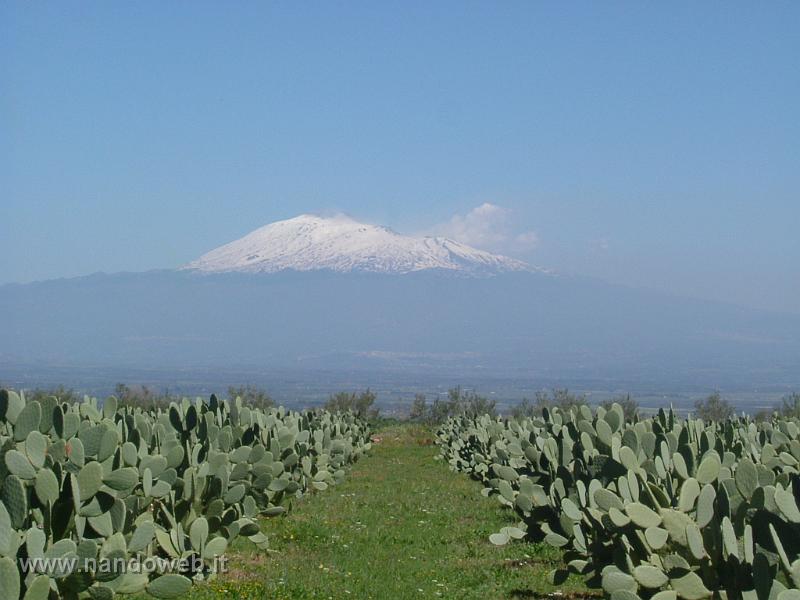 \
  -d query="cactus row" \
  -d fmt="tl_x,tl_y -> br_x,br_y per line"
0,389 -> 372,599
437,403 -> 800,599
